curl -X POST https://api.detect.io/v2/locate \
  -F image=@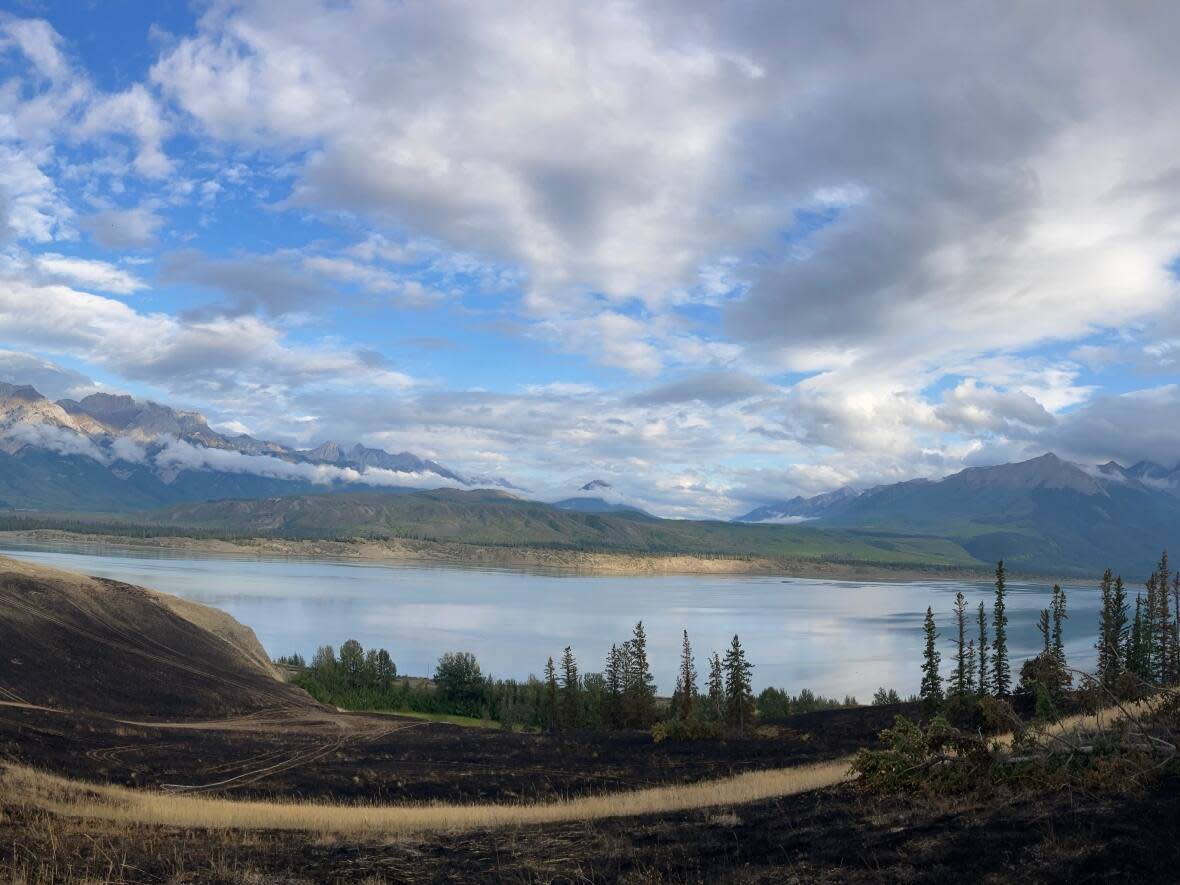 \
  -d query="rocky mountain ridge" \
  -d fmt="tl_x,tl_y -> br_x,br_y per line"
0,381 -> 490,511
